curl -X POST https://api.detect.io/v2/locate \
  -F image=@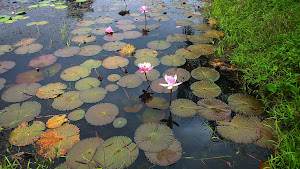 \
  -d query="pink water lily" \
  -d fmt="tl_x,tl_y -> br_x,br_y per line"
105,26 -> 114,34
138,62 -> 153,73
159,74 -> 183,89
140,6 -> 148,13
